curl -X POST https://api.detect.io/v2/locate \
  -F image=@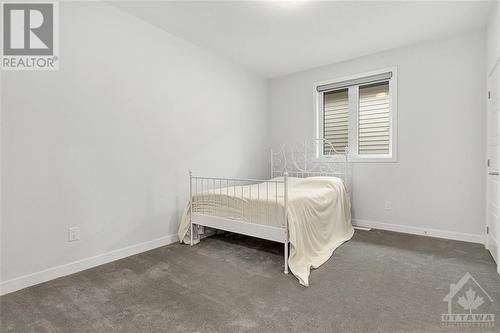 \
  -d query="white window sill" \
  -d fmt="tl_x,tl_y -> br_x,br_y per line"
349,155 -> 398,163
317,155 -> 397,163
